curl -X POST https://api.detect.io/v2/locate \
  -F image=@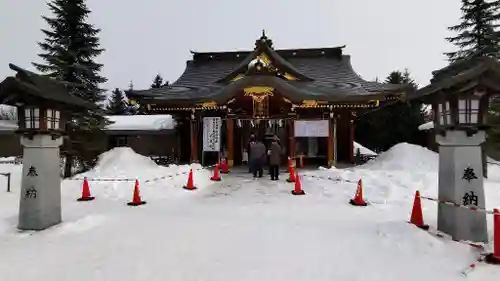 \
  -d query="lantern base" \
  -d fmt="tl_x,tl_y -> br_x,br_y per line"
435,130 -> 488,244
18,135 -> 64,231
